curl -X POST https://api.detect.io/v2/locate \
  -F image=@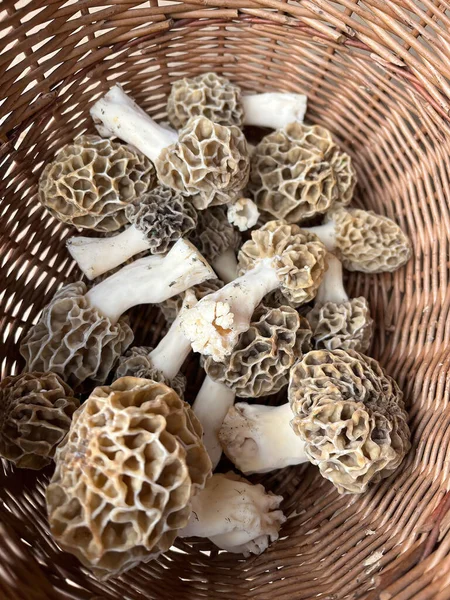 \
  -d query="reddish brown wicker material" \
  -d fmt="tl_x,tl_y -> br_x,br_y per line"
1,1 -> 450,598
